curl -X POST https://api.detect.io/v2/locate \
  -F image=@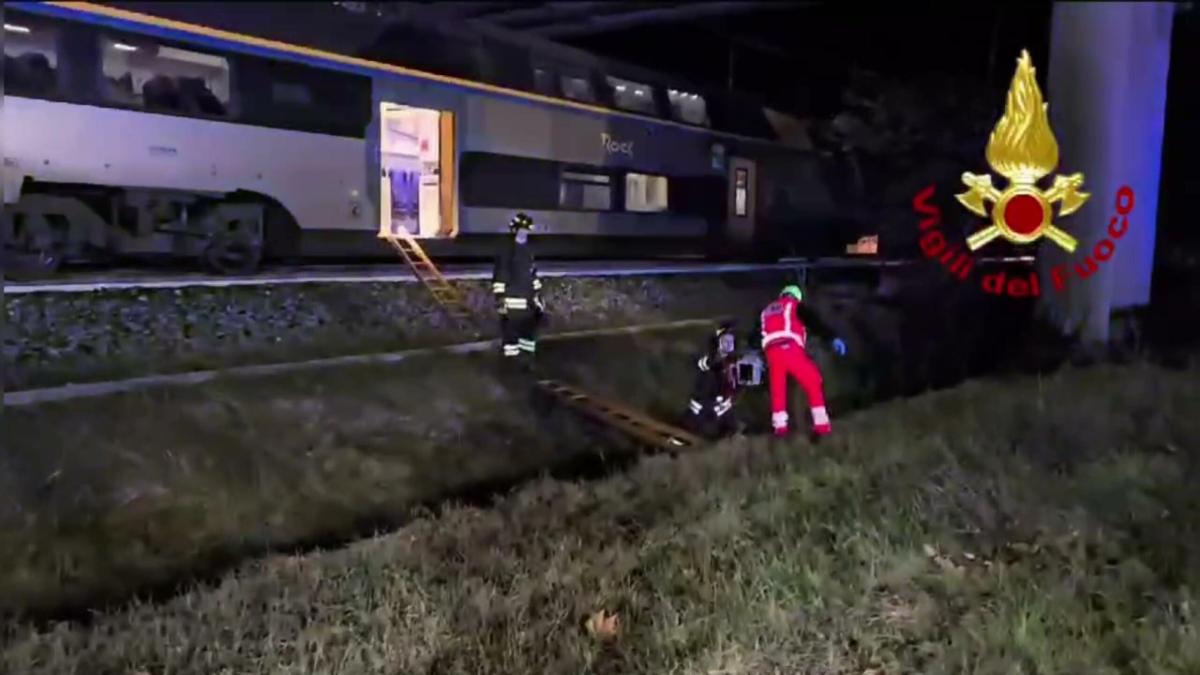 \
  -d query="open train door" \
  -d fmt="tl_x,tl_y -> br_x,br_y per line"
376,103 -> 472,330
378,103 -> 458,239
725,157 -> 757,253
